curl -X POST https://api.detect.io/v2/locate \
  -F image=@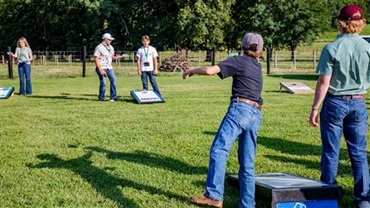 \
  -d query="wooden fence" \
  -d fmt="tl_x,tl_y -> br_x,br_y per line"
0,50 -> 322,78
